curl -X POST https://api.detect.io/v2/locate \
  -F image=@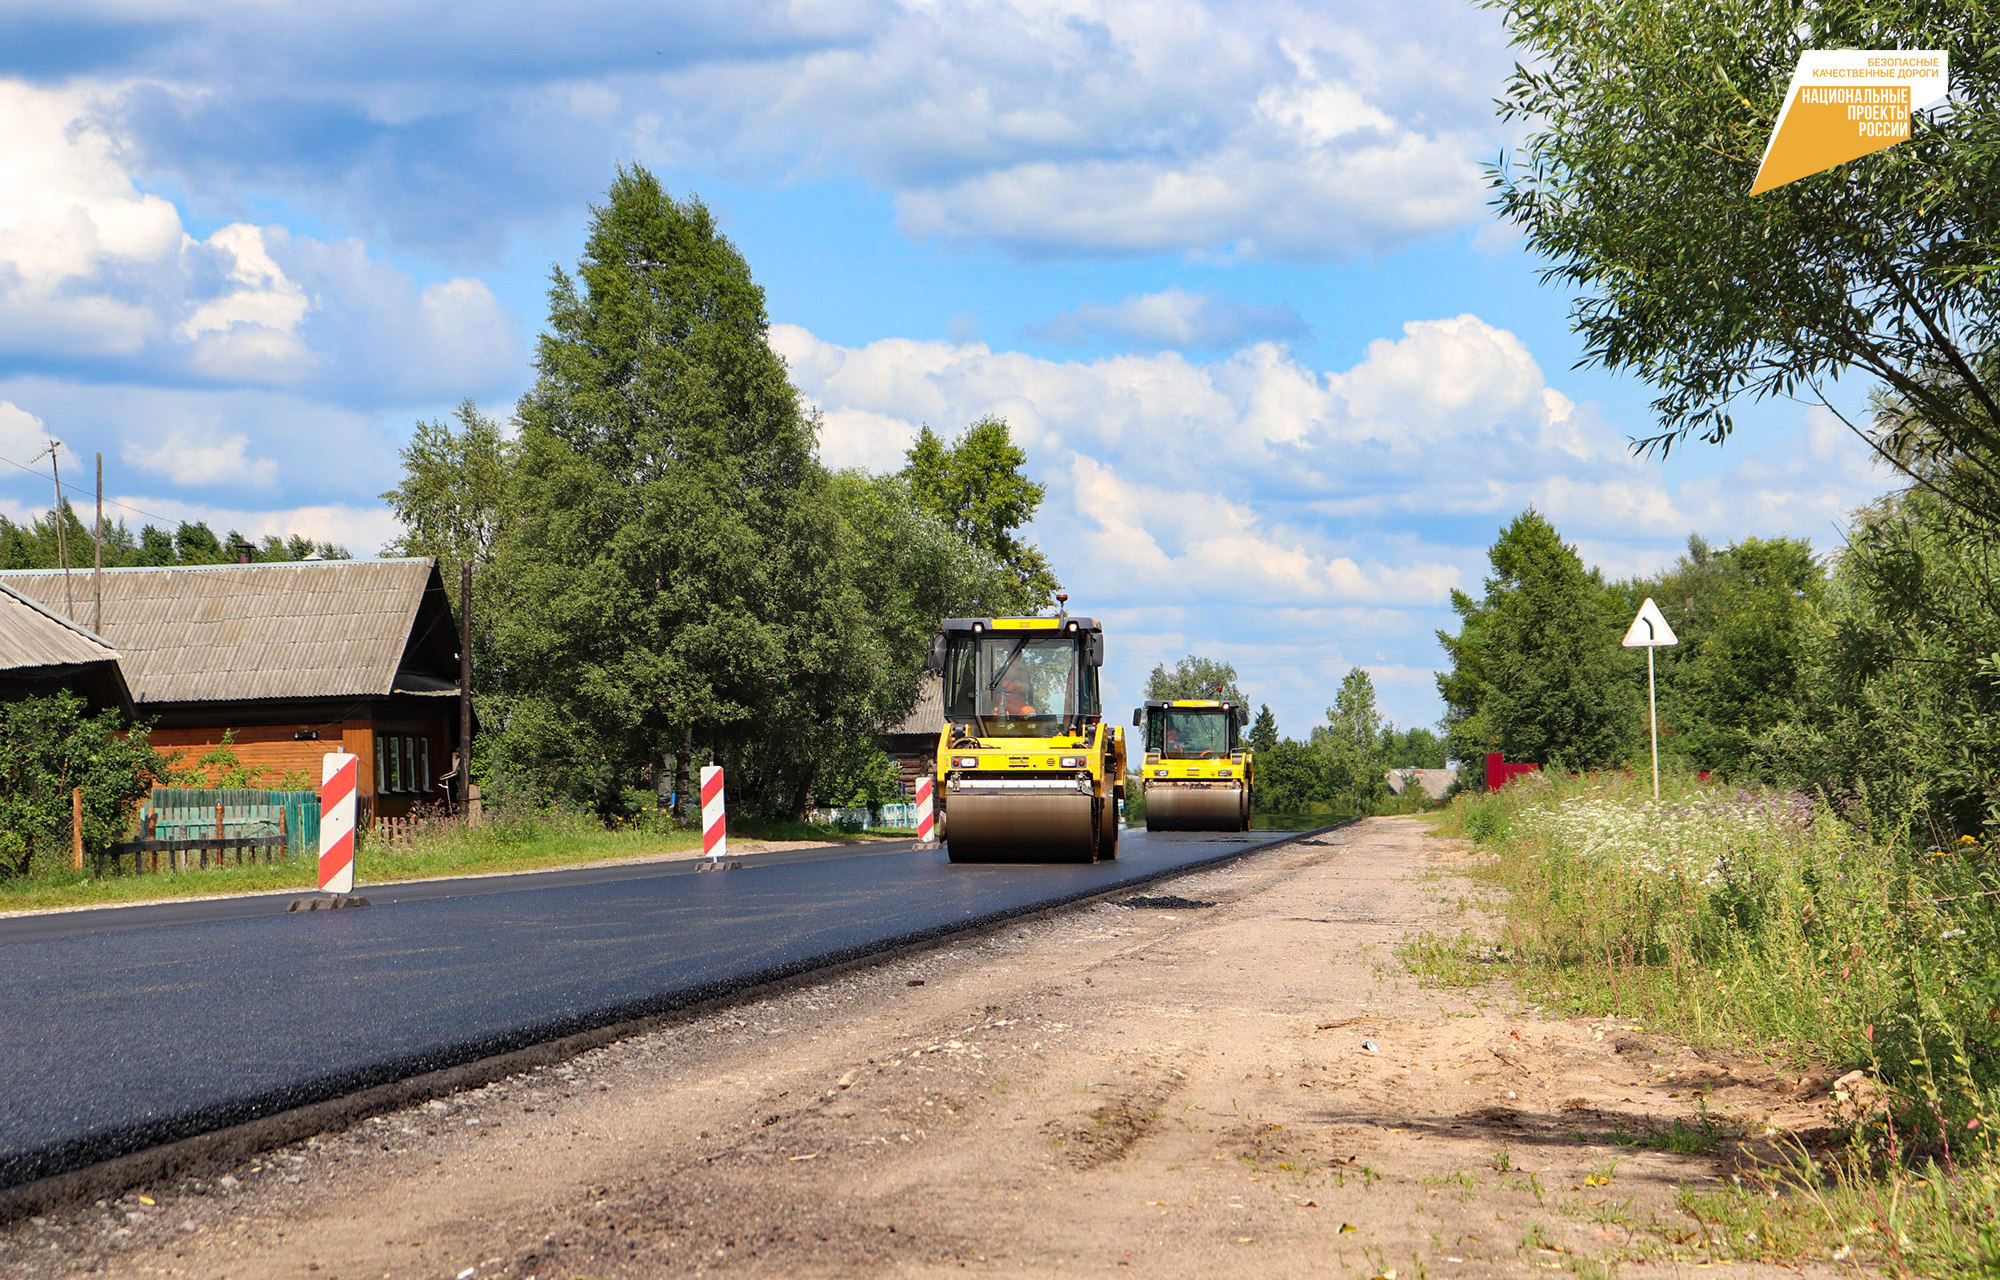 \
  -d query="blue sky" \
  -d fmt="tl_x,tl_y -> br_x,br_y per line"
0,0 -> 1890,742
